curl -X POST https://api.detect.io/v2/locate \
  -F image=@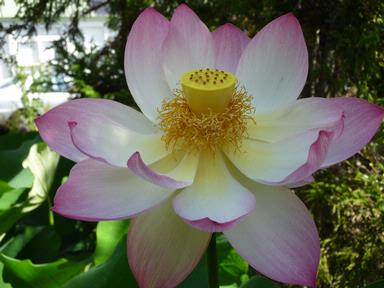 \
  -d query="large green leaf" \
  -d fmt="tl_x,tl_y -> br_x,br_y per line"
64,237 -> 138,288
94,220 -> 129,265
0,254 -> 87,288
